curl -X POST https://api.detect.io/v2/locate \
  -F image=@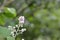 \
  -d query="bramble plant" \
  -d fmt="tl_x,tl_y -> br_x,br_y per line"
0,6 -> 27,40
0,13 -> 26,40
0,7 -> 18,40
1,0 -> 60,40
0,7 -> 26,40
8,16 -> 26,40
